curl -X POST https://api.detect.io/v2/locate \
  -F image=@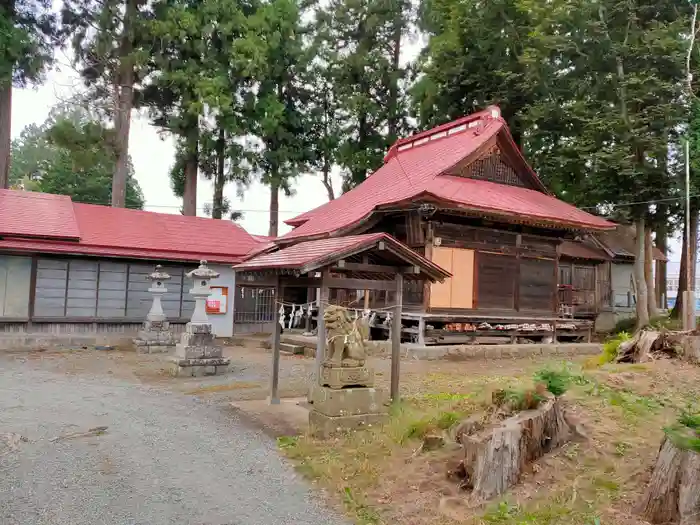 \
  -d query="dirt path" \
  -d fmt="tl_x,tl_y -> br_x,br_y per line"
0,353 -> 347,525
